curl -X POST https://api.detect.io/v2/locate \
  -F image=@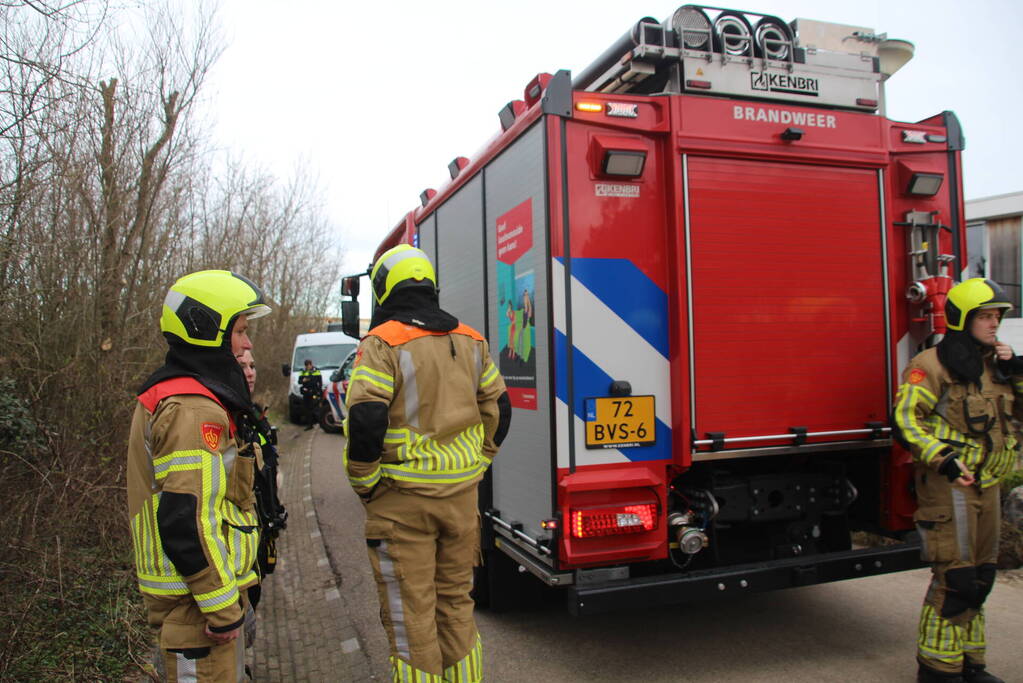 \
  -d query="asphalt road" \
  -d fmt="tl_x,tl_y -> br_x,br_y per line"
305,428 -> 1023,683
